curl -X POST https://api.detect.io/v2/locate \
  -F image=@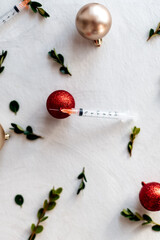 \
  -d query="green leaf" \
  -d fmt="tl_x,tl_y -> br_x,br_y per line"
77,181 -> 85,195
122,209 -> 131,216
9,100 -> 19,115
121,211 -> 126,217
40,216 -> 48,222
60,66 -> 71,76
15,194 -> 24,207
2,50 -> 7,61
83,174 -> 87,182
0,56 -> 4,65
29,1 -> 42,13
35,225 -> 43,234
30,1 -> 42,8
37,208 -> 45,219
37,7 -> 45,16
134,127 -> 140,135
26,126 -> 33,134
77,173 -> 84,179
52,194 -> 60,201
43,199 -> 48,209
0,50 -> 7,73
48,50 -> 59,62
37,8 -> 50,18
47,201 -> 56,210
30,5 -> 38,13
121,209 -> 140,221
55,188 -> 63,194
126,208 -> 133,215
0,66 -> 5,73
49,188 -> 55,196
143,214 -> 152,222
26,134 -> 42,140
128,141 -> 132,155
129,216 -> 140,221
121,211 -> 131,218
149,29 -> 154,38
77,188 -> 81,195
152,225 -> 160,231
49,190 -> 55,200
49,191 -> 60,202
10,123 -> 24,134
24,126 -> 33,135
132,126 -> 136,134
31,223 -> 35,232
57,54 -> 64,65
